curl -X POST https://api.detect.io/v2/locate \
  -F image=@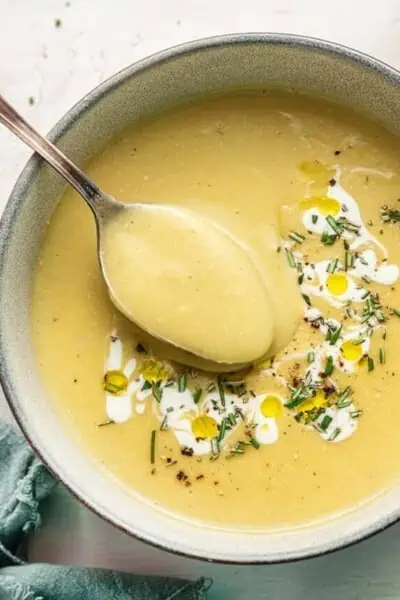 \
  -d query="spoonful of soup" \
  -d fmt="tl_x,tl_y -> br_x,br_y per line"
0,95 -> 274,368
